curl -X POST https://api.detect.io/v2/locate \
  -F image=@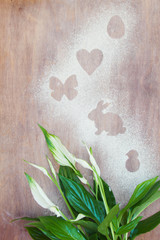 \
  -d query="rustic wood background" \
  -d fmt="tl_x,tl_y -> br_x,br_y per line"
0,0 -> 160,239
